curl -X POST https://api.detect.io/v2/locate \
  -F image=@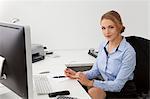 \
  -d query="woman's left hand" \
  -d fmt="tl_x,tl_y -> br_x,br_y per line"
75,72 -> 93,87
